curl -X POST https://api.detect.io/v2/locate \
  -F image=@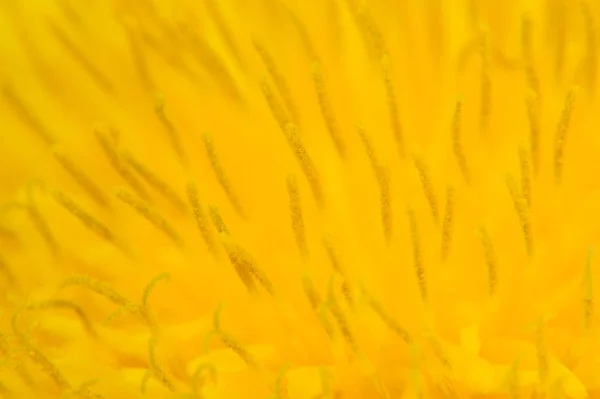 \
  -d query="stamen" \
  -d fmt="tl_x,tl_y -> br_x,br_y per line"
425,334 -> 452,370
0,331 -> 34,386
361,286 -> 412,343
323,236 -> 354,309
209,206 -> 229,235
115,188 -> 183,247
317,303 -> 336,340
1,85 -> 55,145
154,94 -> 189,169
440,186 -> 455,262
408,209 -> 427,303
121,149 -> 186,213
283,123 -> 324,208
341,279 -> 353,312
202,329 -> 220,358
323,236 -> 341,274
25,300 -> 97,338
357,122 -> 379,176
220,330 -> 258,368
52,189 -> 118,246
141,273 -> 171,310
212,305 -> 258,367
554,87 -> 579,184
53,147 -> 109,208
22,180 -> 59,257
48,22 -> 115,96
147,337 -> 176,392
221,235 -> 274,296
301,274 -> 322,311
202,133 -> 245,219
519,146 -> 531,207
357,123 -> 392,243
260,80 -> 289,132
186,182 -> 218,256
506,174 -> 533,257
28,204 -> 59,257
312,62 -> 346,158
12,309 -> 71,391
327,275 -> 358,354
68,380 -> 102,399
381,55 -> 405,159
106,305 -> 144,327
379,166 -> 392,245
247,266 -> 275,297
60,275 -> 130,307
344,0 -> 386,59
94,127 -> 151,201
477,227 -> 498,297
136,272 -> 170,337
140,371 -> 151,394
62,273 -> 166,333
525,91 -> 540,177
451,98 -> 471,184
287,174 -> 308,261
413,155 -> 439,225
254,41 -> 299,124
